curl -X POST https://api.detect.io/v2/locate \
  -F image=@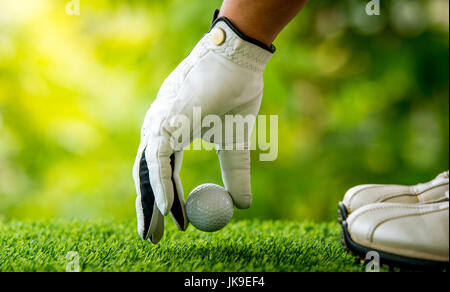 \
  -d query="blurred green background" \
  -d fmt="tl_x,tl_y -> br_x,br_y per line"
0,0 -> 448,222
